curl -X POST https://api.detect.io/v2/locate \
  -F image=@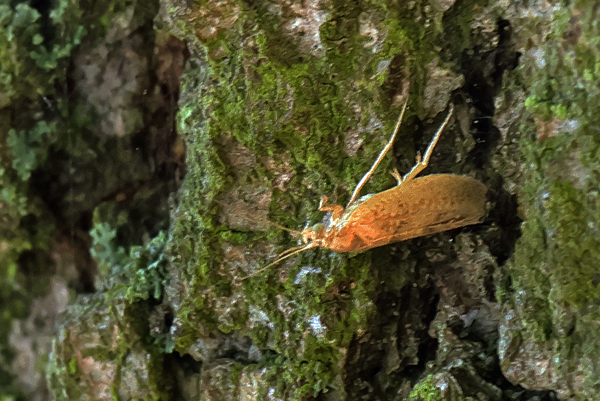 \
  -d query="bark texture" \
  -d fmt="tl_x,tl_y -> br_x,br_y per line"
1,0 -> 599,400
